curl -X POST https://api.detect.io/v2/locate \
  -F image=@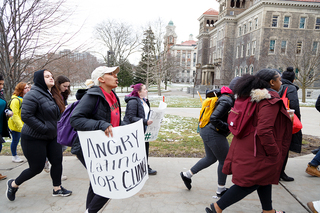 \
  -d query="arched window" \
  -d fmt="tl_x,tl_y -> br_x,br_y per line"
236,0 -> 240,8
240,67 -> 243,76
250,66 -> 254,75
235,68 -> 239,77
231,0 -> 235,7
